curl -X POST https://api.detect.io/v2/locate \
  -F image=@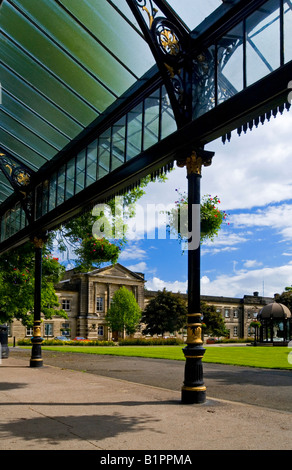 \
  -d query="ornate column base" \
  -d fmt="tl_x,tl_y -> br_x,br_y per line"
181,314 -> 206,404
30,320 -> 43,368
